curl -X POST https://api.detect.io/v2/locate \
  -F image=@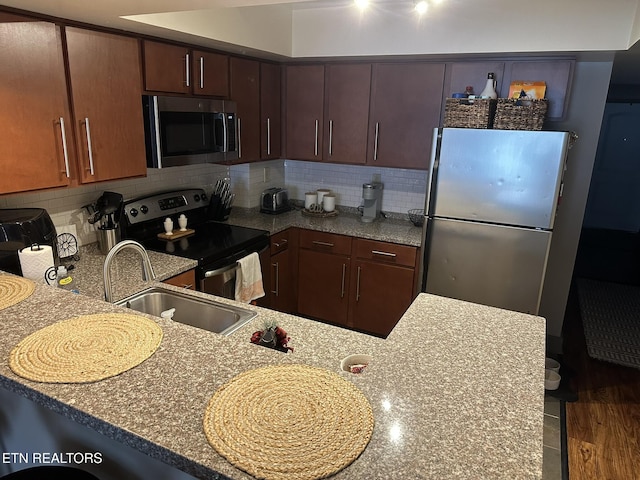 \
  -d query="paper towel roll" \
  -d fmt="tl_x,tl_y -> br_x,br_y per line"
18,245 -> 54,284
